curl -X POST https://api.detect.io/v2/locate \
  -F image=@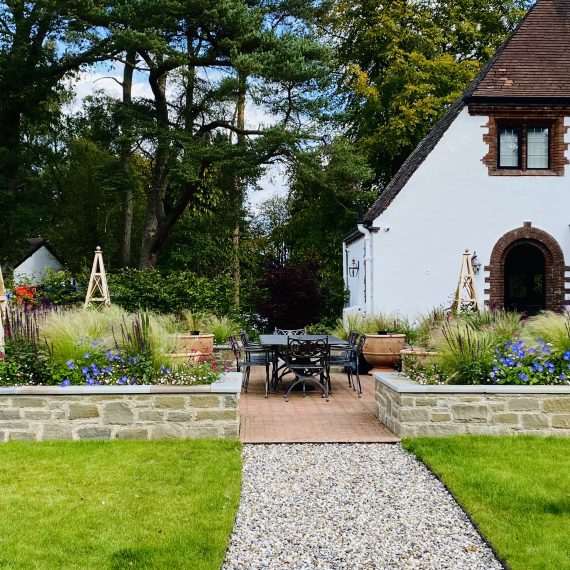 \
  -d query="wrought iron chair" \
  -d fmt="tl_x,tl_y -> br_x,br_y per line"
229,335 -> 272,397
282,338 -> 329,402
350,334 -> 367,397
274,328 -> 306,335
327,331 -> 360,392
271,328 -> 306,390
